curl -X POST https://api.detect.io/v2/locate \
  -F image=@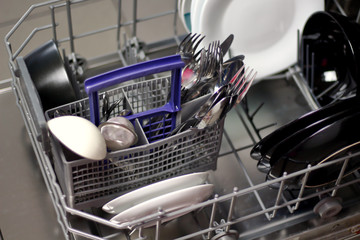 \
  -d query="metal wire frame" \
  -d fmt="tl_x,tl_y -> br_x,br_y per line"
4,0 -> 182,71
12,66 -> 360,239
